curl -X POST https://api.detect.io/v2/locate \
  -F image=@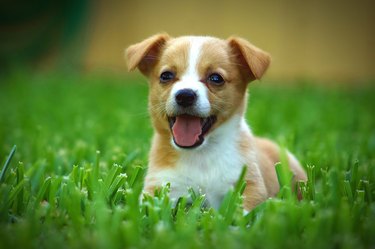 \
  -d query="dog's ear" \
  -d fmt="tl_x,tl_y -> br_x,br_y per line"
227,37 -> 271,81
125,33 -> 170,76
